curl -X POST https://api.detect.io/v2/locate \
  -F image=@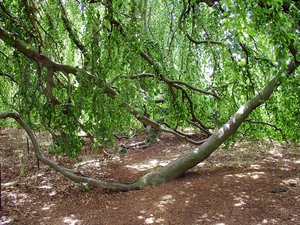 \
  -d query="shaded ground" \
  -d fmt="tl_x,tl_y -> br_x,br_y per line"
0,128 -> 299,225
